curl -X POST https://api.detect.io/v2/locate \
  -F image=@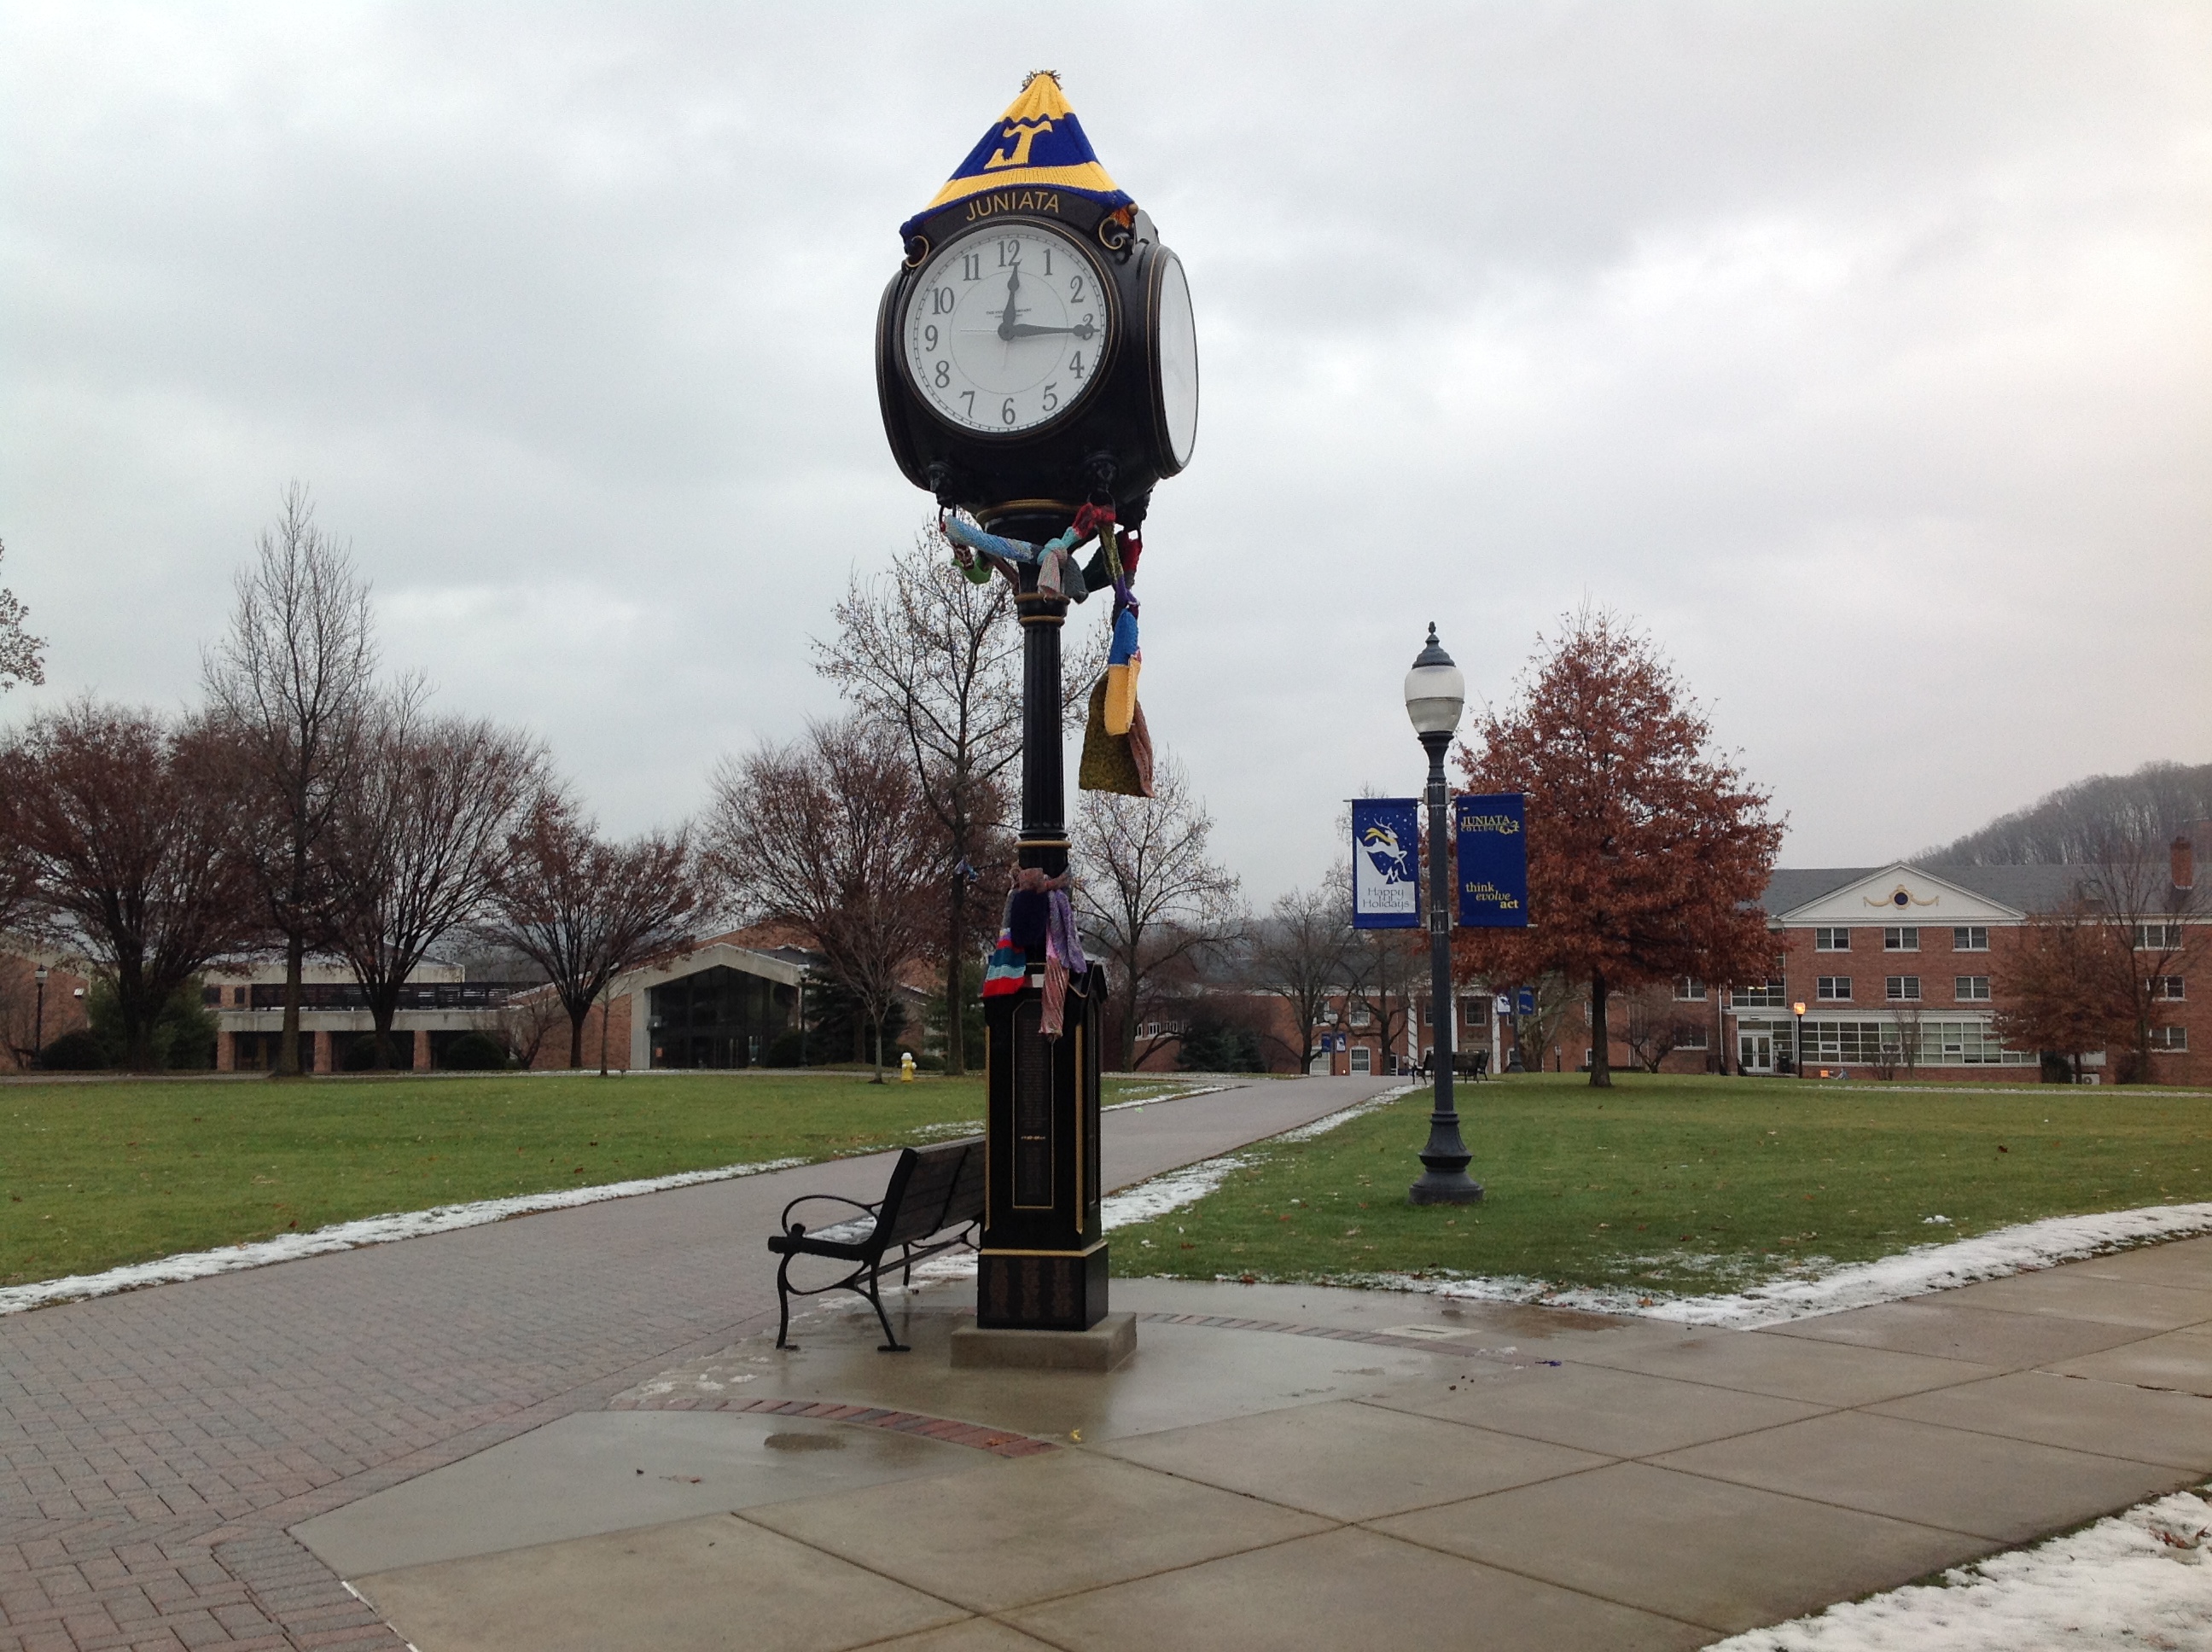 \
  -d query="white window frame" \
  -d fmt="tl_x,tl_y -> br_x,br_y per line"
2138,923 -> 2184,951
2151,976 -> 2186,1002
2150,1026 -> 2189,1051
1955,975 -> 1992,1002
1816,976 -> 1852,1002
1886,975 -> 1922,1002
1674,977 -> 1708,1001
1348,1003 -> 1371,1027
1883,927 -> 1920,951
1813,927 -> 1851,952
1350,1044 -> 1373,1073
1953,926 -> 1989,951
